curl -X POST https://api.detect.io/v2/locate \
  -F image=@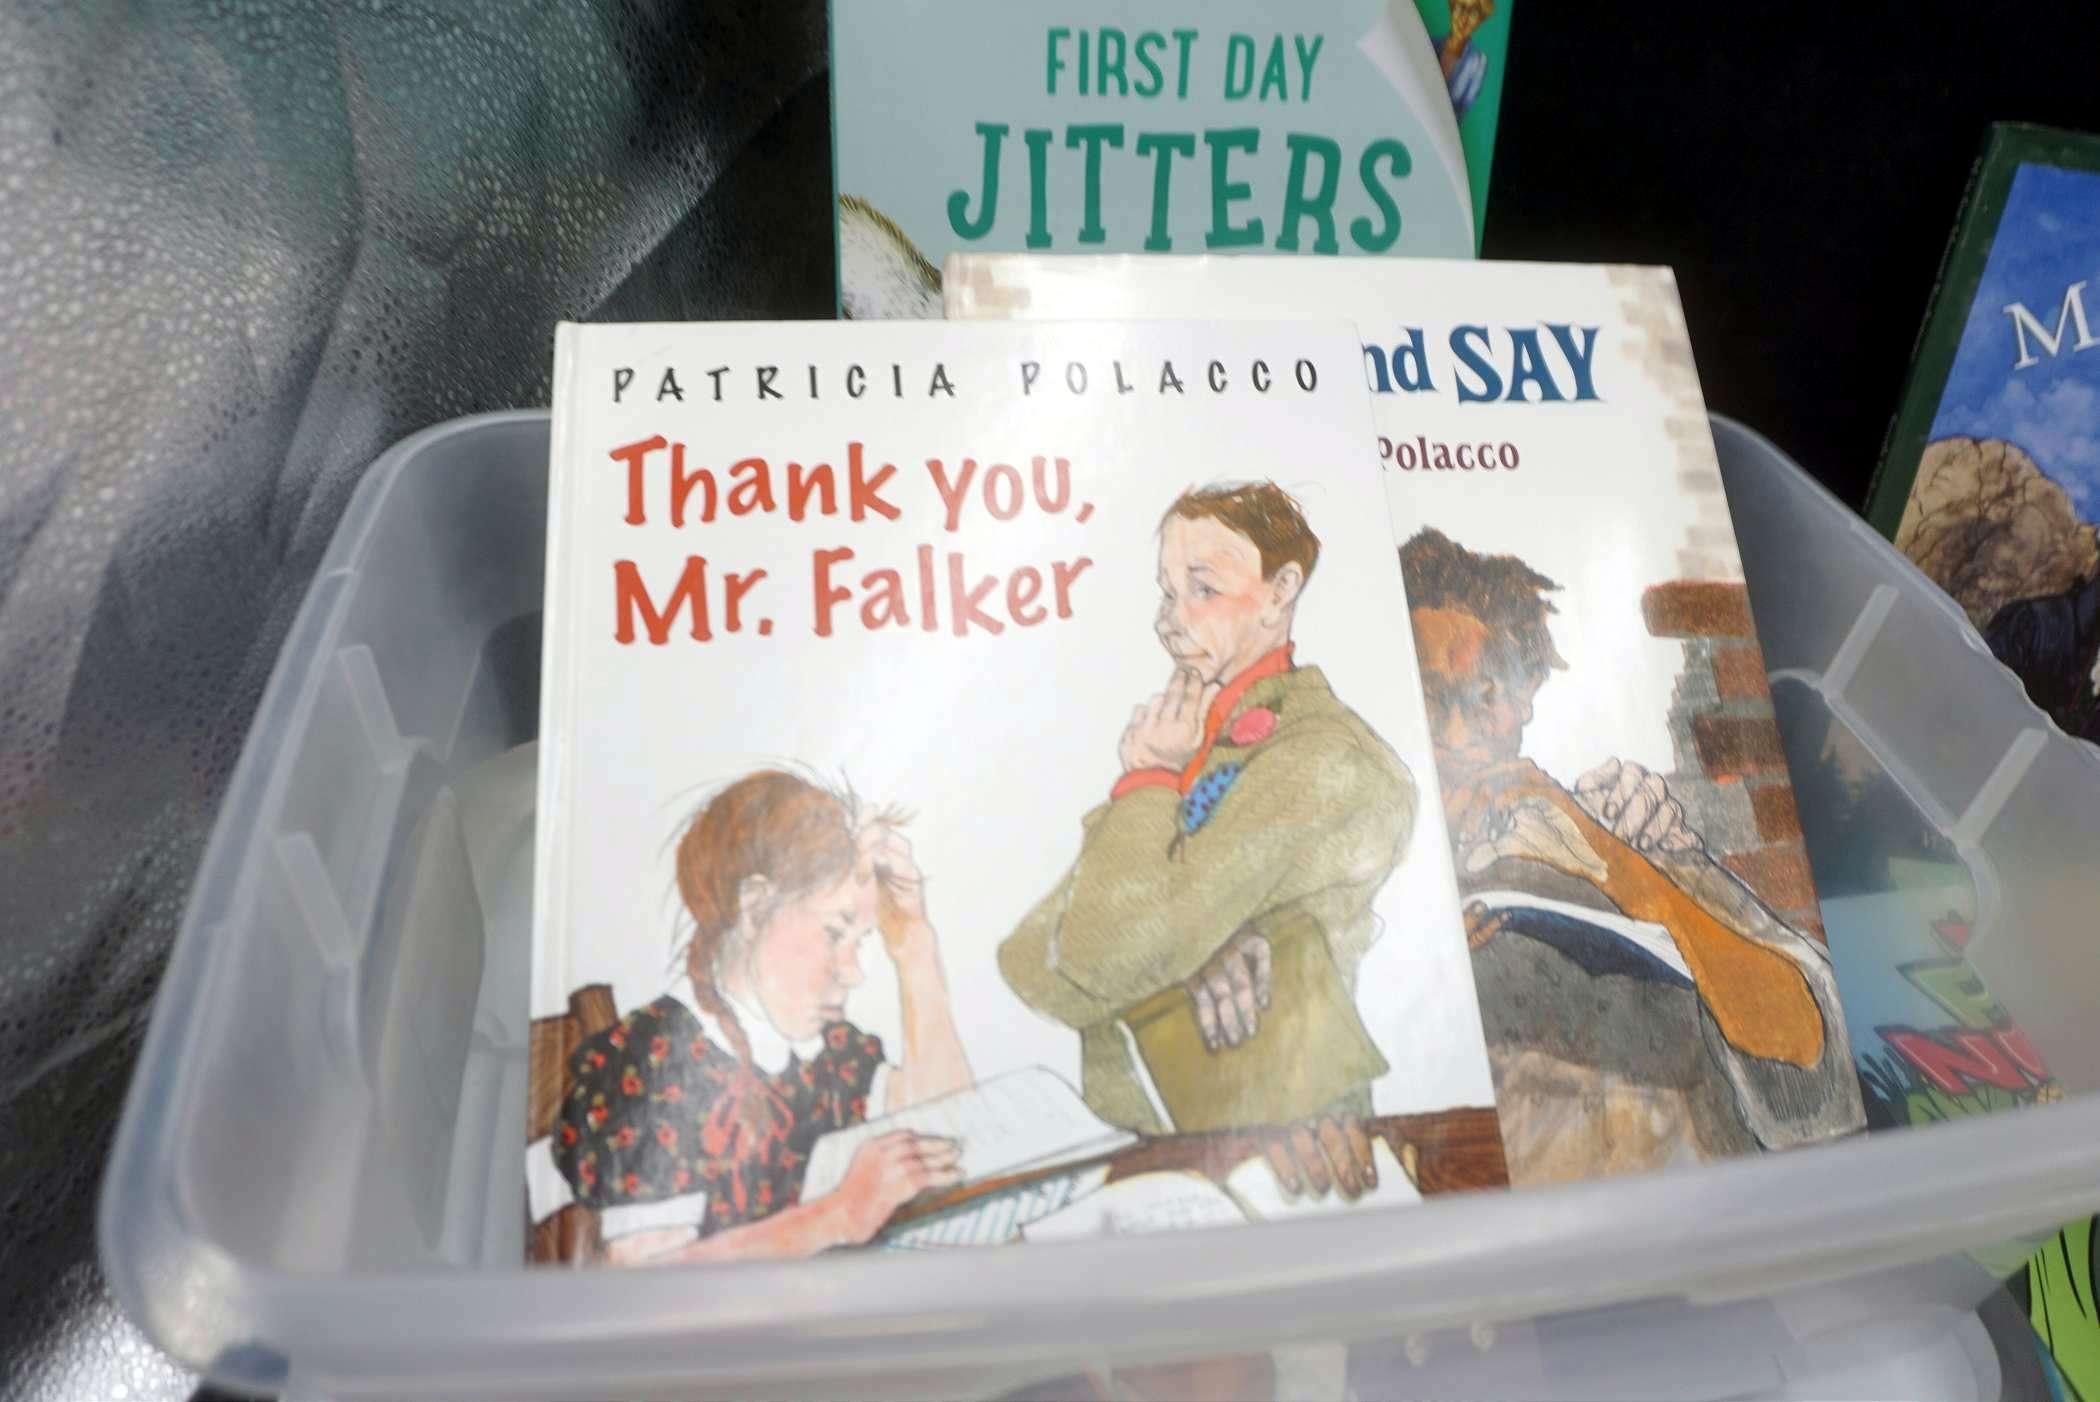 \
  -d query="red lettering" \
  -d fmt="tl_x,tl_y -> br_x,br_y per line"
860,568 -> 910,629
729,457 -> 775,516
610,435 -> 667,526
1994,1026 -> 2051,1080
1052,556 -> 1093,618
849,441 -> 900,521
926,457 -> 976,532
812,548 -> 854,638
1884,1027 -> 2029,1095
917,544 -> 938,631
947,554 -> 1004,636
984,463 -> 1023,520
614,556 -> 710,644
723,569 -> 765,634
860,570 -> 911,633
1031,455 -> 1072,513
1007,567 -> 1046,625
670,443 -> 715,527
787,461 -> 836,521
